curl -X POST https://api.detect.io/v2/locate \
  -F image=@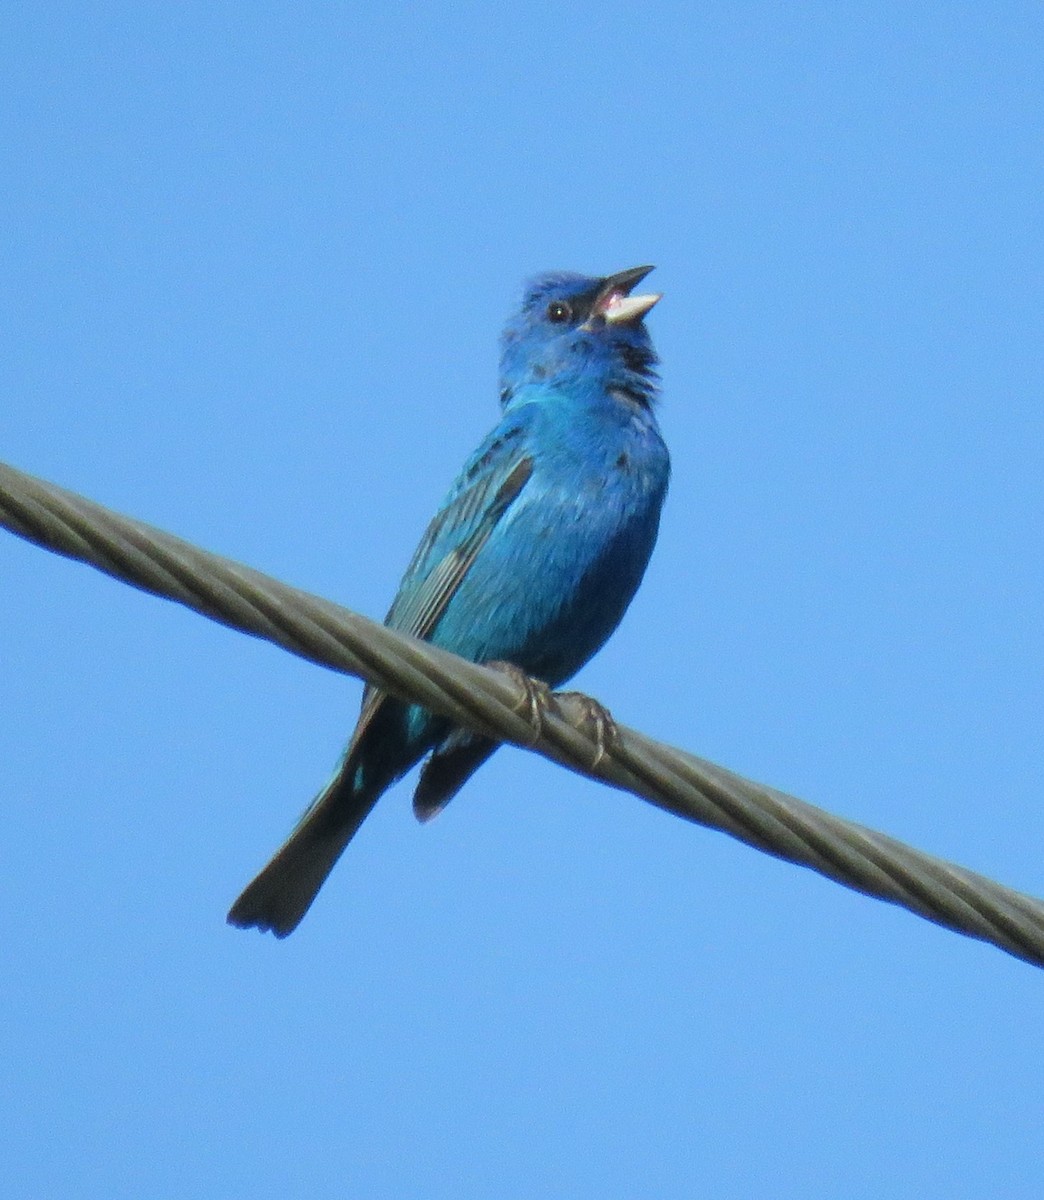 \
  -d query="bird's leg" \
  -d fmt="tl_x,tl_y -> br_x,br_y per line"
484,660 -> 553,745
551,691 -> 619,769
